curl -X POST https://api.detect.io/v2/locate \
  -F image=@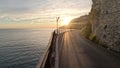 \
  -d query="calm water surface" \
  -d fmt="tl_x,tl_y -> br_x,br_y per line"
0,29 -> 53,68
